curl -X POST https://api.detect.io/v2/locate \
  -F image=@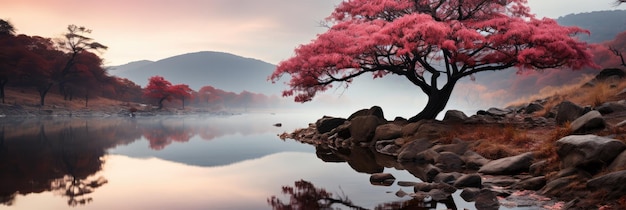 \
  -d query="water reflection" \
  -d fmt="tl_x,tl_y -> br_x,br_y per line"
269,179 -> 462,210
0,120 -> 117,206
0,114 -> 470,209
0,114 -> 305,208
